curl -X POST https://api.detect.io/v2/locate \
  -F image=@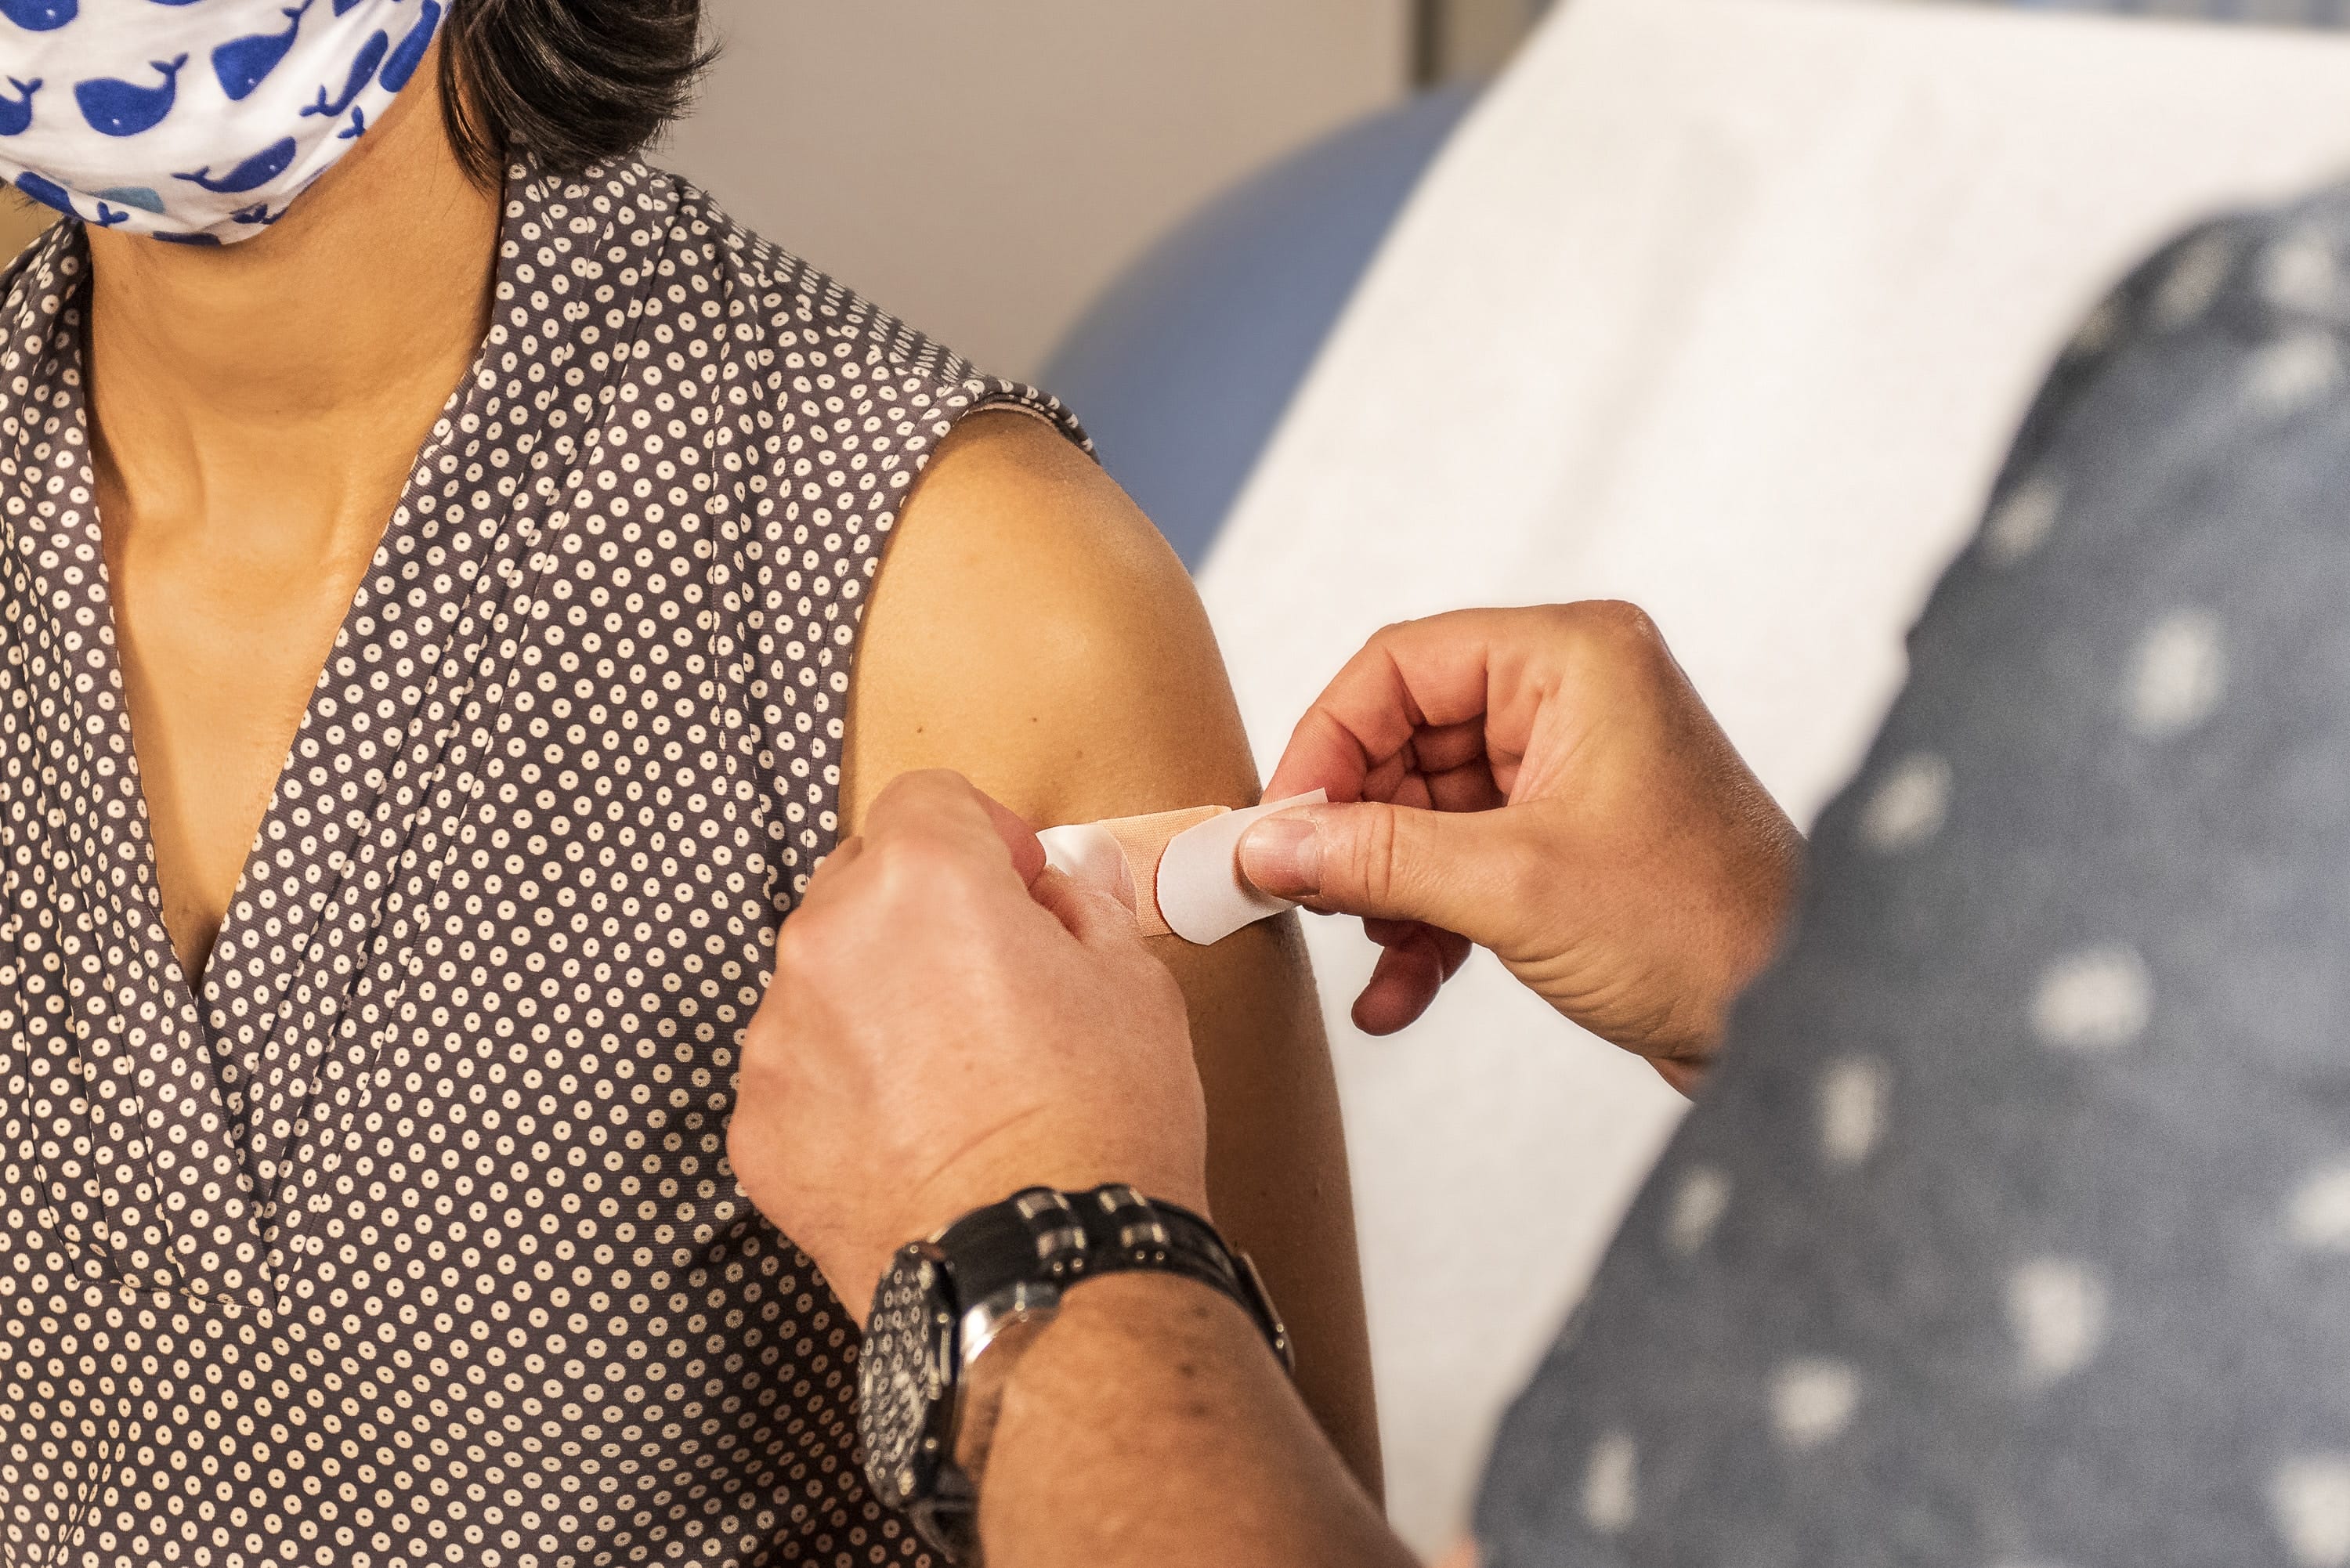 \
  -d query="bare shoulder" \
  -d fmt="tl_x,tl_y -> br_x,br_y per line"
841,407 -> 1385,1492
843,407 -> 1257,830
